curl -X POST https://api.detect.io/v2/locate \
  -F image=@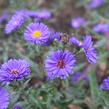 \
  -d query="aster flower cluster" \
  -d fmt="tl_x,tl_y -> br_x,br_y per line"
1,5 -> 101,107
4,9 -> 98,81
1,0 -> 109,107
5,9 -> 52,34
